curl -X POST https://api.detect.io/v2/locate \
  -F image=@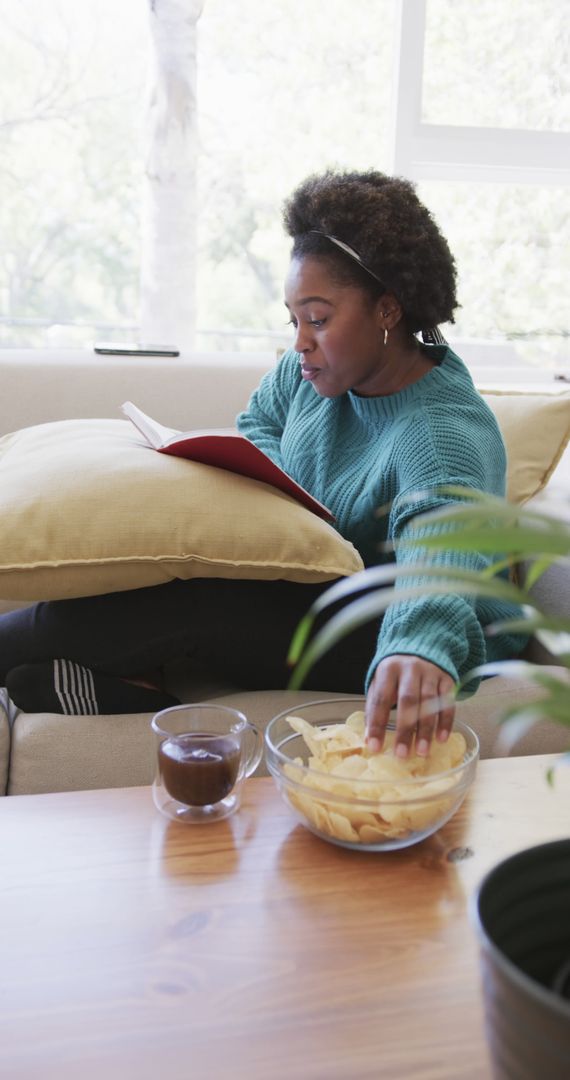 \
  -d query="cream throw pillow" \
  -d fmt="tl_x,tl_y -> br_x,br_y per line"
0,392 -> 567,602
0,419 -> 363,601
480,390 -> 570,504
